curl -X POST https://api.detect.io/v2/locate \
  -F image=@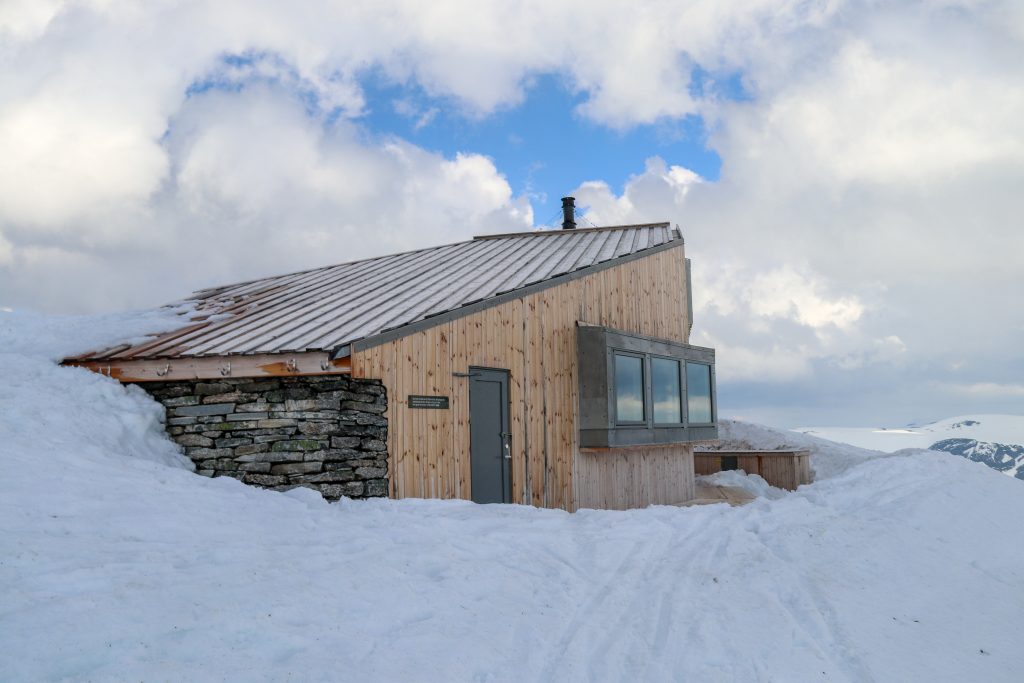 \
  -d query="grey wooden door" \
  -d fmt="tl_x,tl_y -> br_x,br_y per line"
469,367 -> 511,504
